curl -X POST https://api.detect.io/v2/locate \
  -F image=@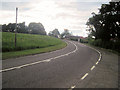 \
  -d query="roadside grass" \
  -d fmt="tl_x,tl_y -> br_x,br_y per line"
70,38 -> 119,55
83,43 -> 120,55
2,32 -> 67,59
